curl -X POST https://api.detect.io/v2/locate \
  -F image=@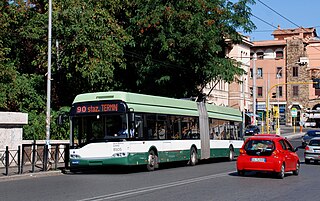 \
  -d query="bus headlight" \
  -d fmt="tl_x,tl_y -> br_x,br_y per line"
70,154 -> 81,159
112,152 -> 128,157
